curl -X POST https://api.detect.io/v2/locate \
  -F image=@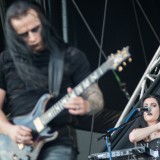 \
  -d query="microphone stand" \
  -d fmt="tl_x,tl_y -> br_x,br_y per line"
105,132 -> 112,160
96,112 -> 142,160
